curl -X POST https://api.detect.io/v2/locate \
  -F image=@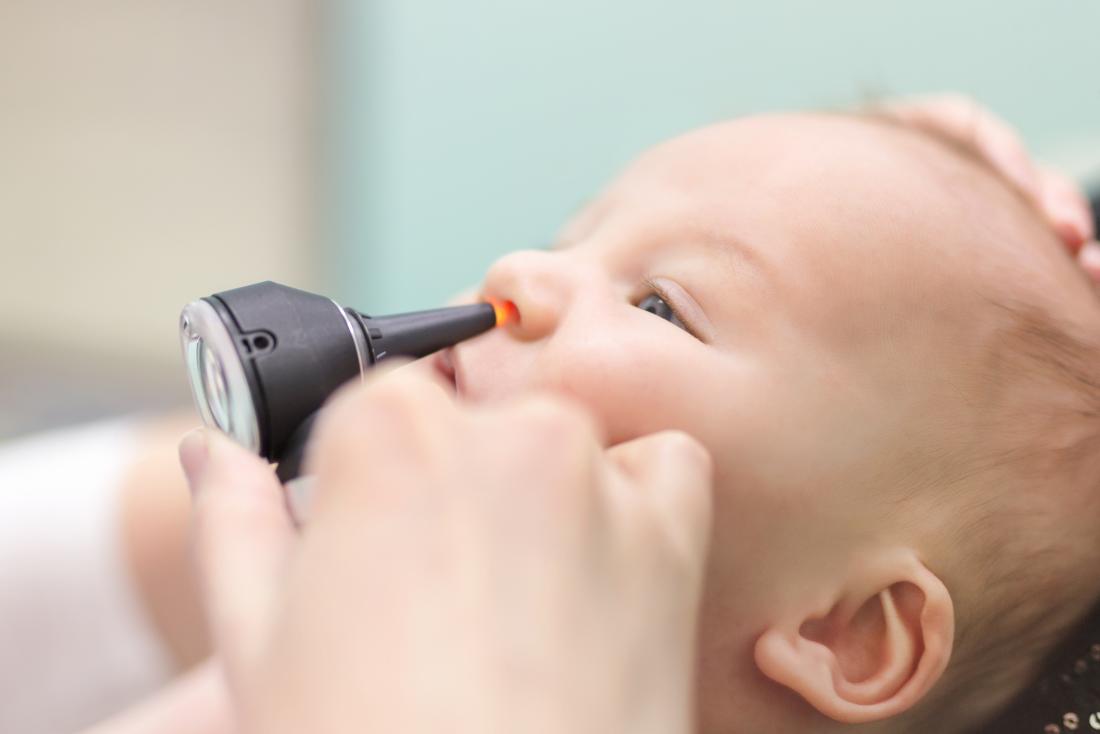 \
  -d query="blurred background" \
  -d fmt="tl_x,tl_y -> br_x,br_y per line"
2,0 -> 1100,440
